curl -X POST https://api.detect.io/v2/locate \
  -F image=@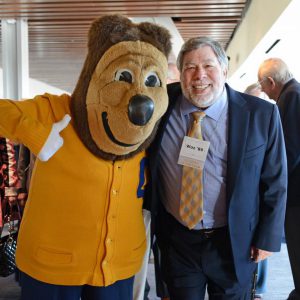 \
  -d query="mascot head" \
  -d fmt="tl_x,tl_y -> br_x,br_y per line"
71,15 -> 171,160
